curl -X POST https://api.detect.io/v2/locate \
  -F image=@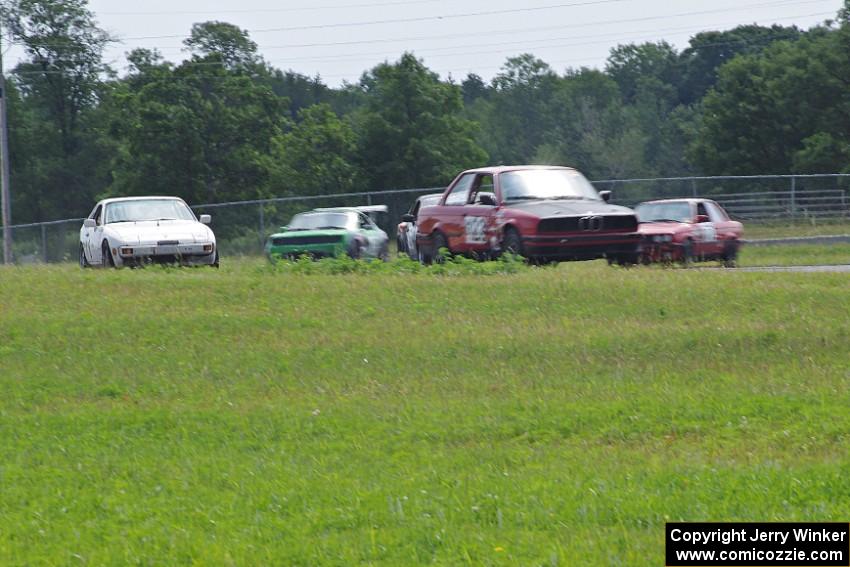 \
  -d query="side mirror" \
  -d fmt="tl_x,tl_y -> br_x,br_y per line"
199,214 -> 212,225
83,219 -> 96,228
599,190 -> 612,203
478,194 -> 497,207
401,214 -> 416,223
696,214 -> 710,223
